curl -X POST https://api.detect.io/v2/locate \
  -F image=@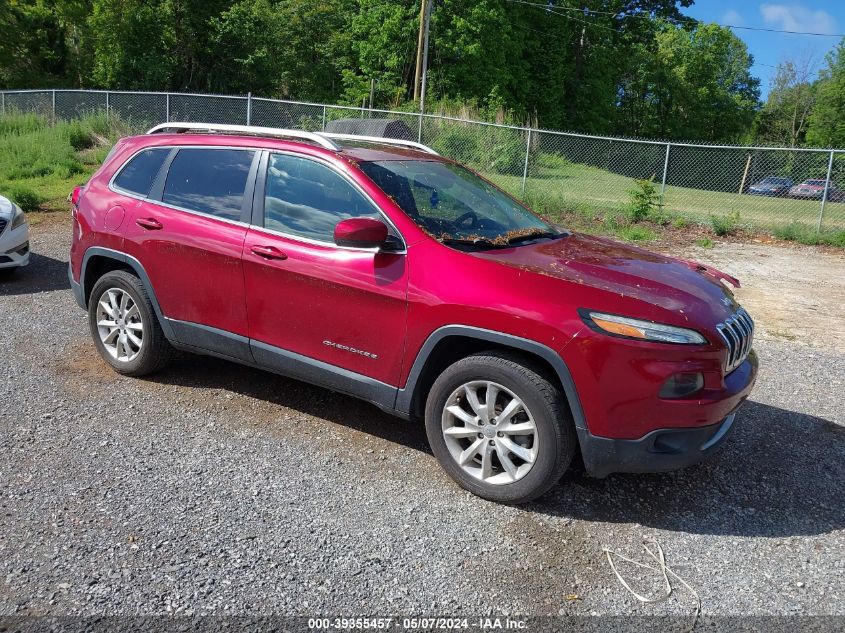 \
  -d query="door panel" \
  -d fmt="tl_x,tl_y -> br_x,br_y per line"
123,200 -> 250,338
243,228 -> 408,385
120,146 -> 258,344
